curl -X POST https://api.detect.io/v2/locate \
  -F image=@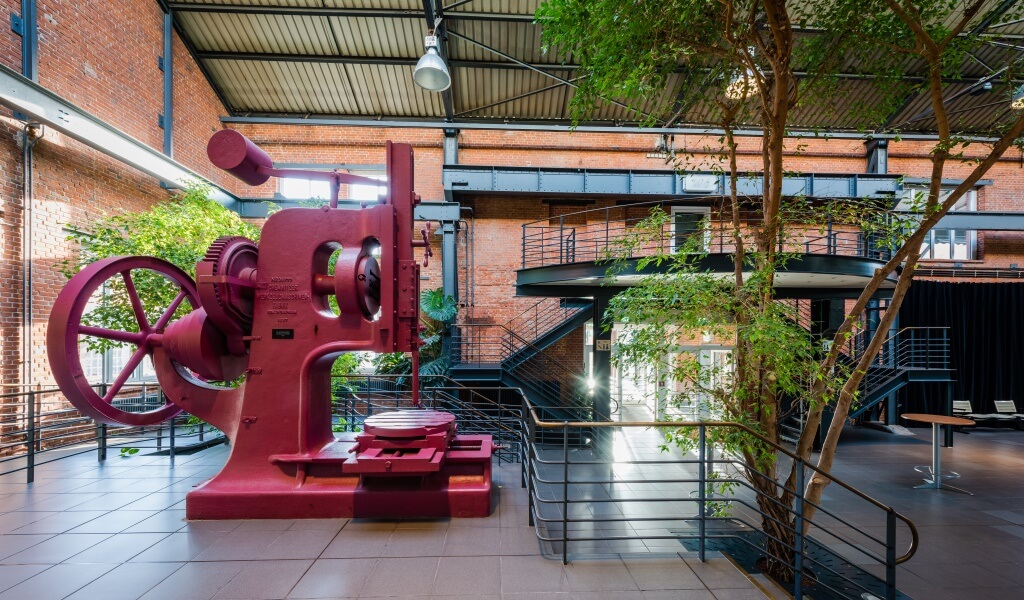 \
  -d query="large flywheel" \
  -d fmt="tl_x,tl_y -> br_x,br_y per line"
47,256 -> 198,426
